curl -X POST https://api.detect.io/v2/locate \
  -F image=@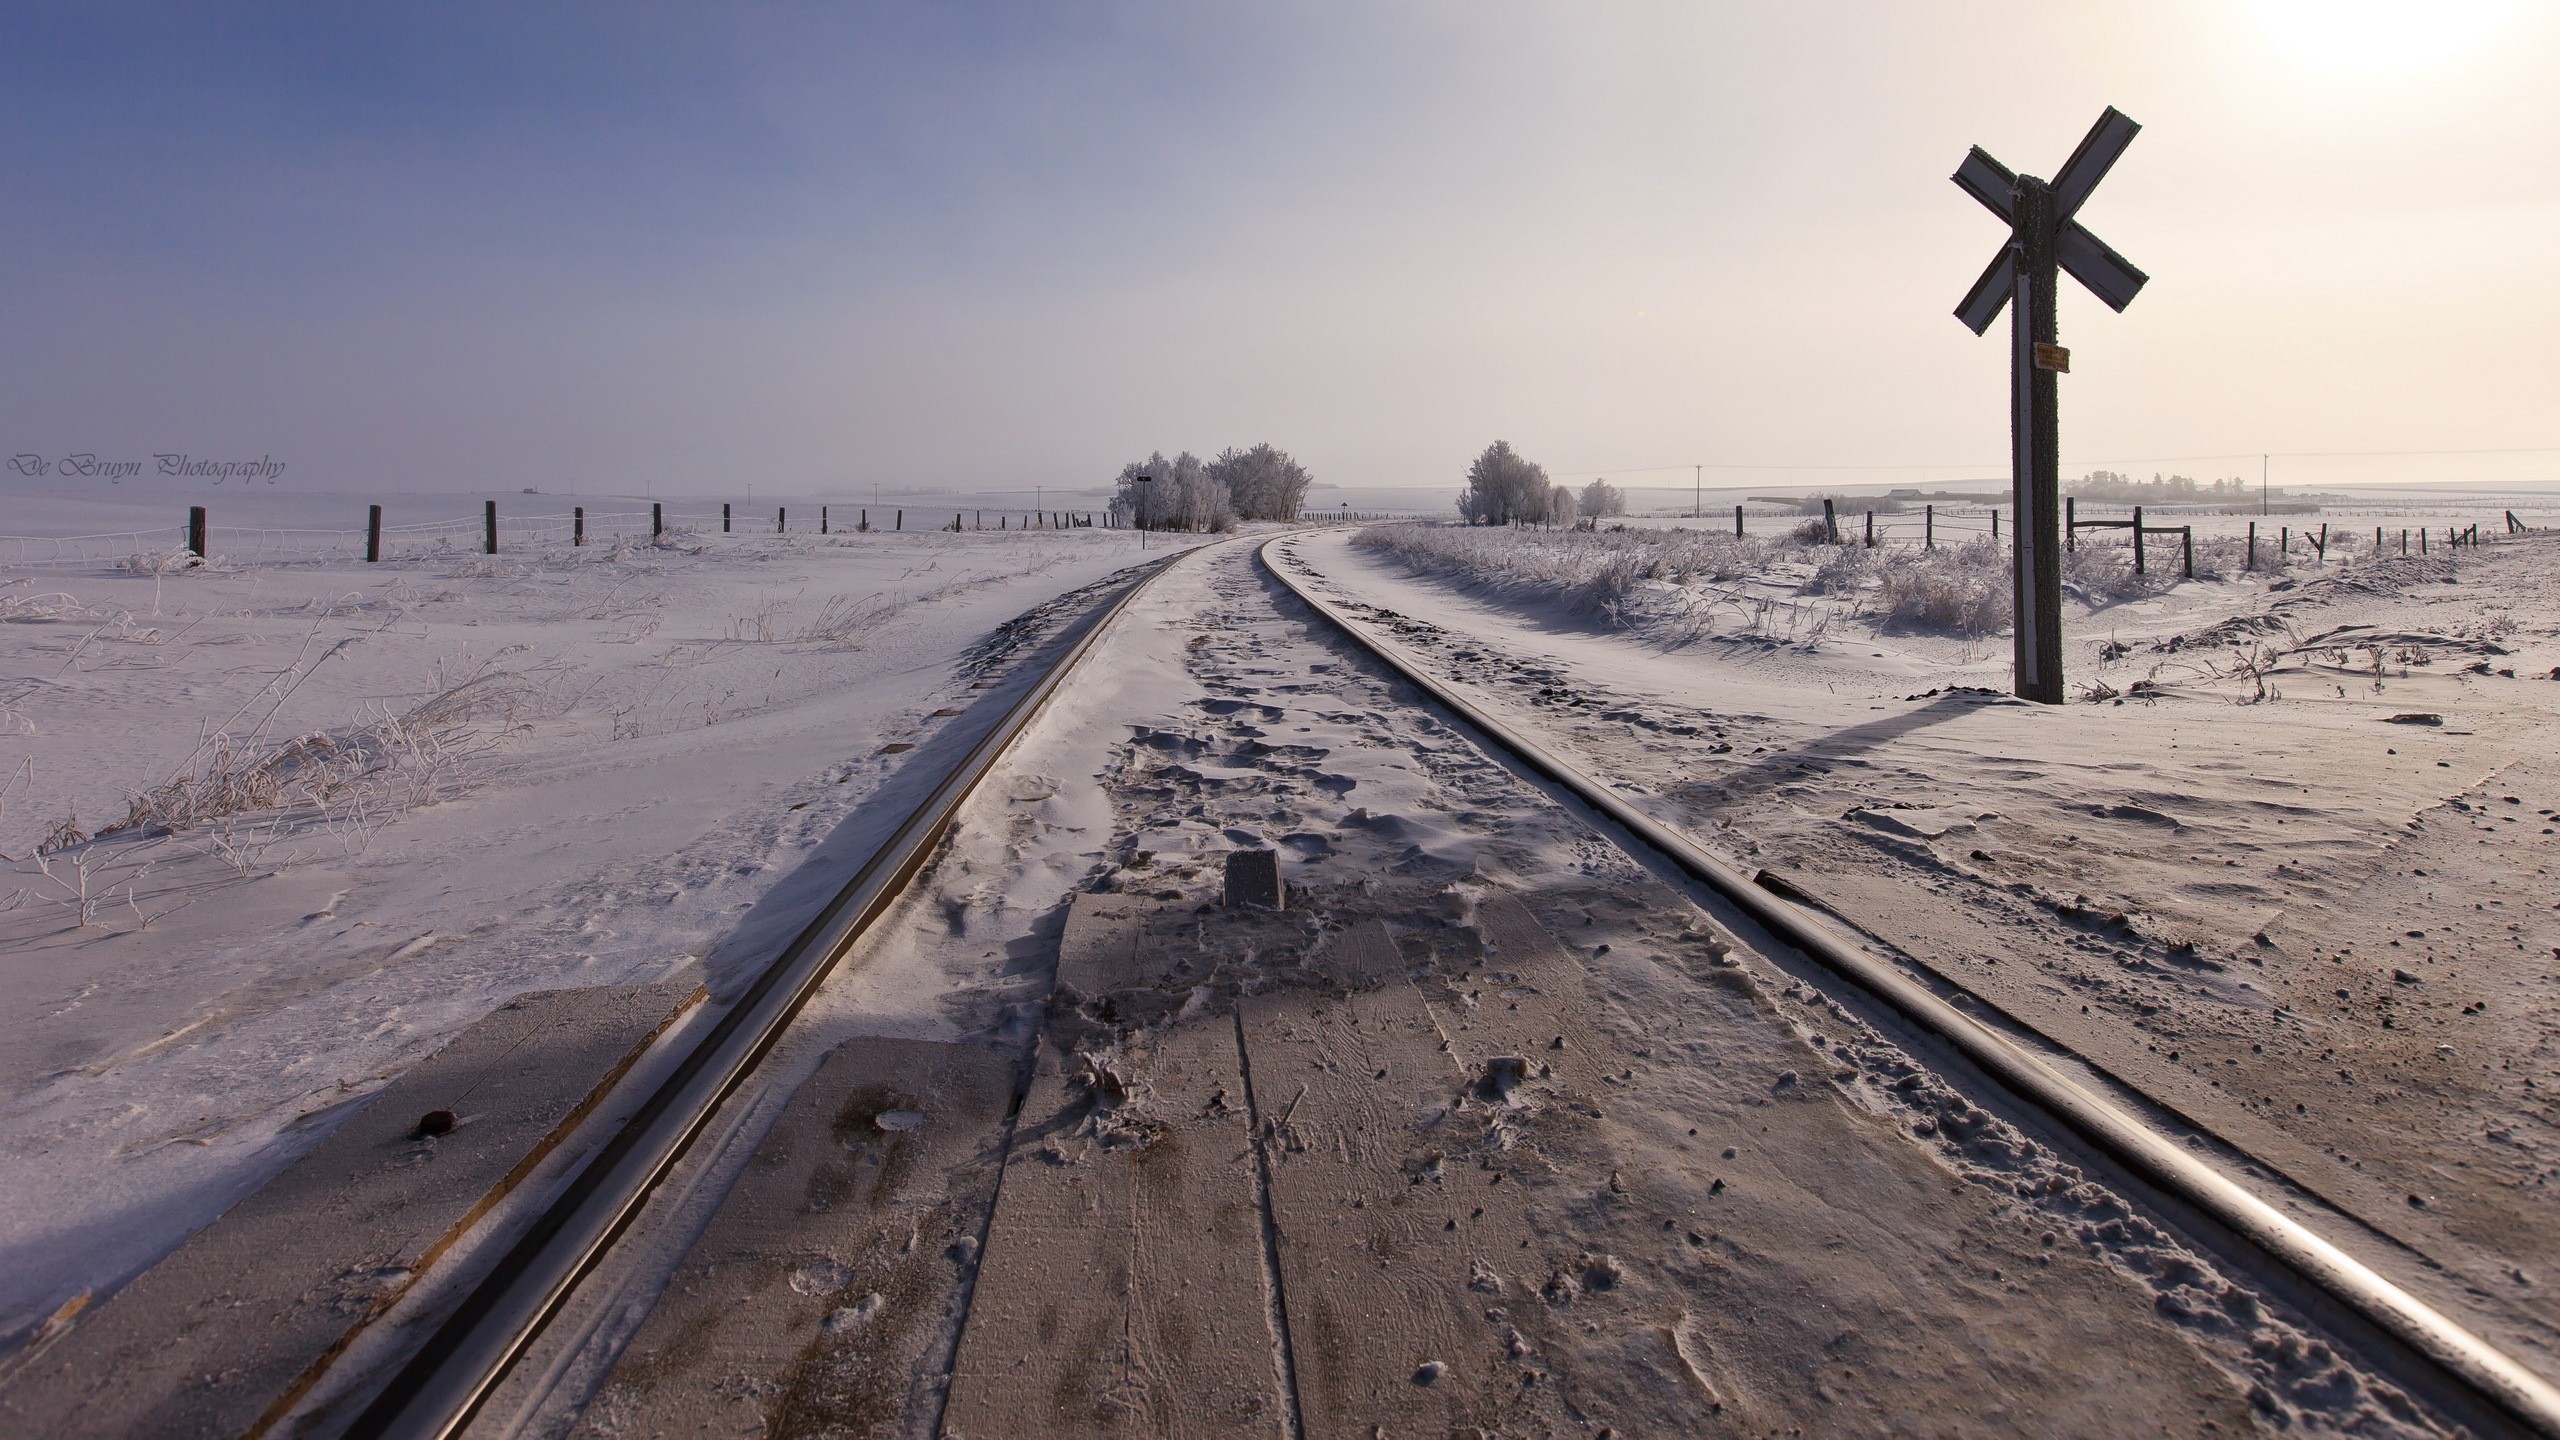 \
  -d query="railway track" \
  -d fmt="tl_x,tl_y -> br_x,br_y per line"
338,553 -> 1181,1440
38,531 -> 2553,1437
1257,533 -> 2560,1440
